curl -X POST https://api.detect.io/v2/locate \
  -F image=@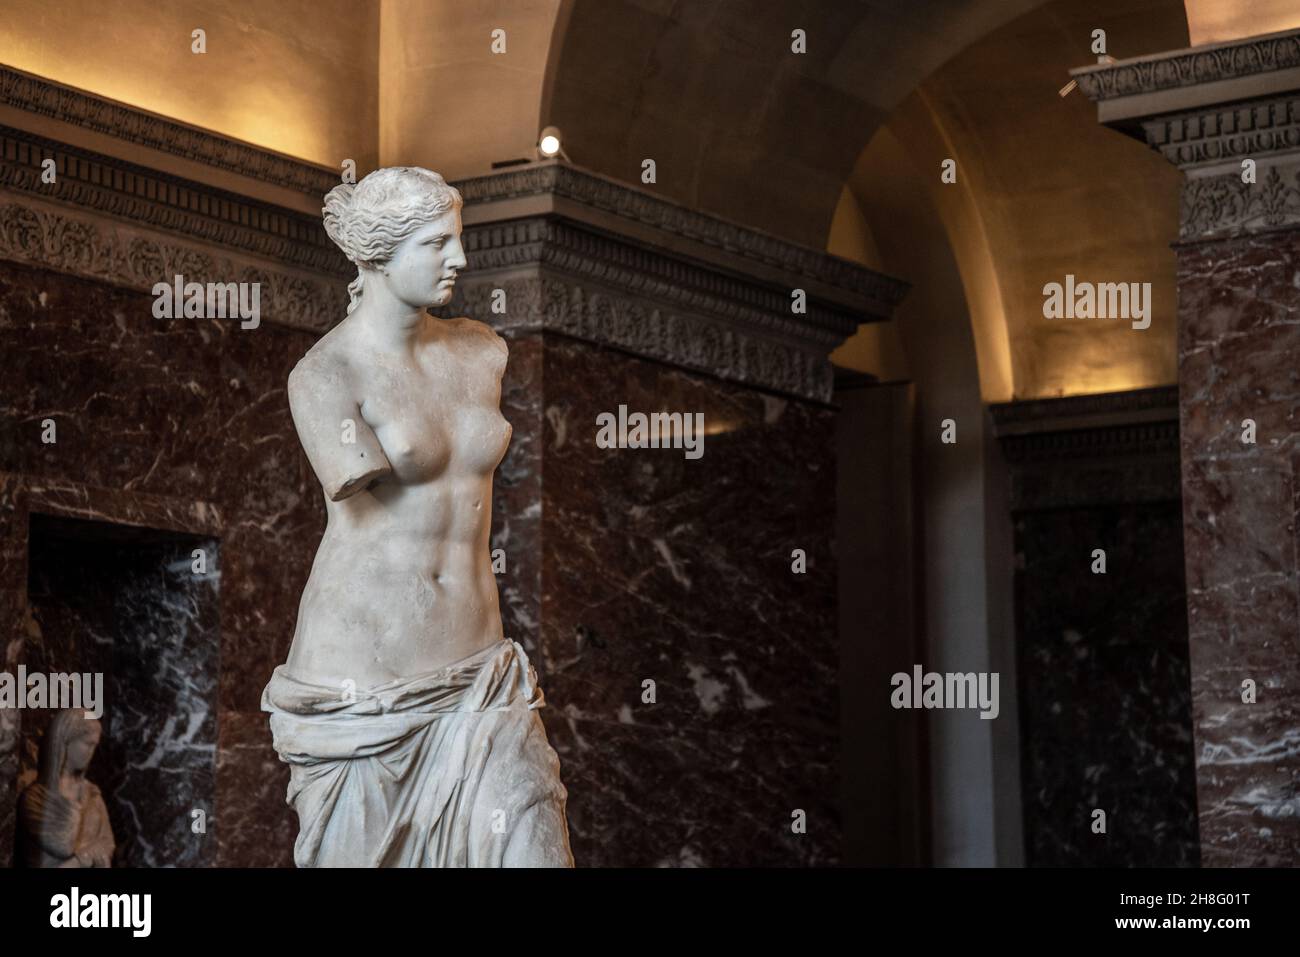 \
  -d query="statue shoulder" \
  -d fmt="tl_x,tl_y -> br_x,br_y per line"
289,338 -> 351,398
449,316 -> 508,356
